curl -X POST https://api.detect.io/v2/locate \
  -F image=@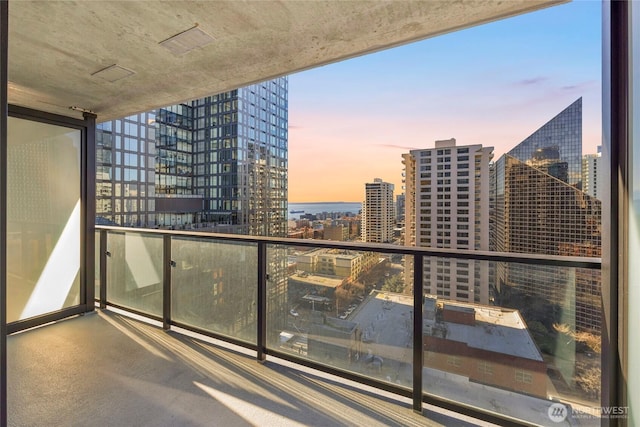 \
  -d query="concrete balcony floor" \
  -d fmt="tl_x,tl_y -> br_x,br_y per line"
7,310 -> 493,426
